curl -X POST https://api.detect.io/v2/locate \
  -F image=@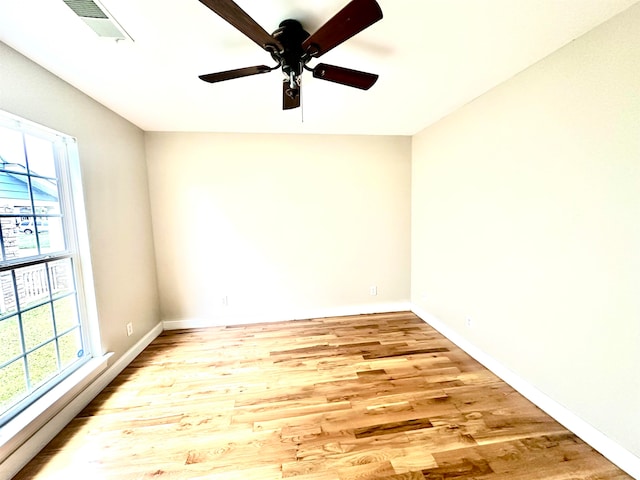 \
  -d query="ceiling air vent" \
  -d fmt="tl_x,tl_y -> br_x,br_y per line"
63,0 -> 132,41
